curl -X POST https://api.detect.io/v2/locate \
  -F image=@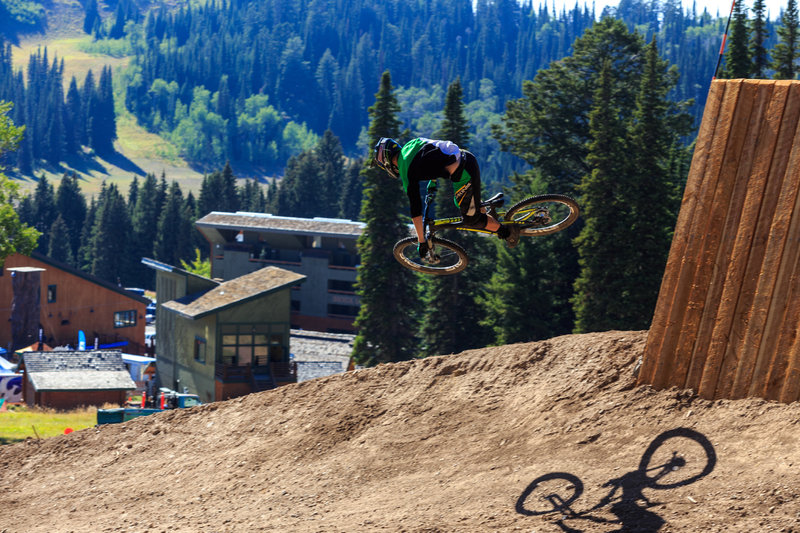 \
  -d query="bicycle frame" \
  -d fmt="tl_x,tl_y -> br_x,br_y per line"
420,184 -> 503,240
